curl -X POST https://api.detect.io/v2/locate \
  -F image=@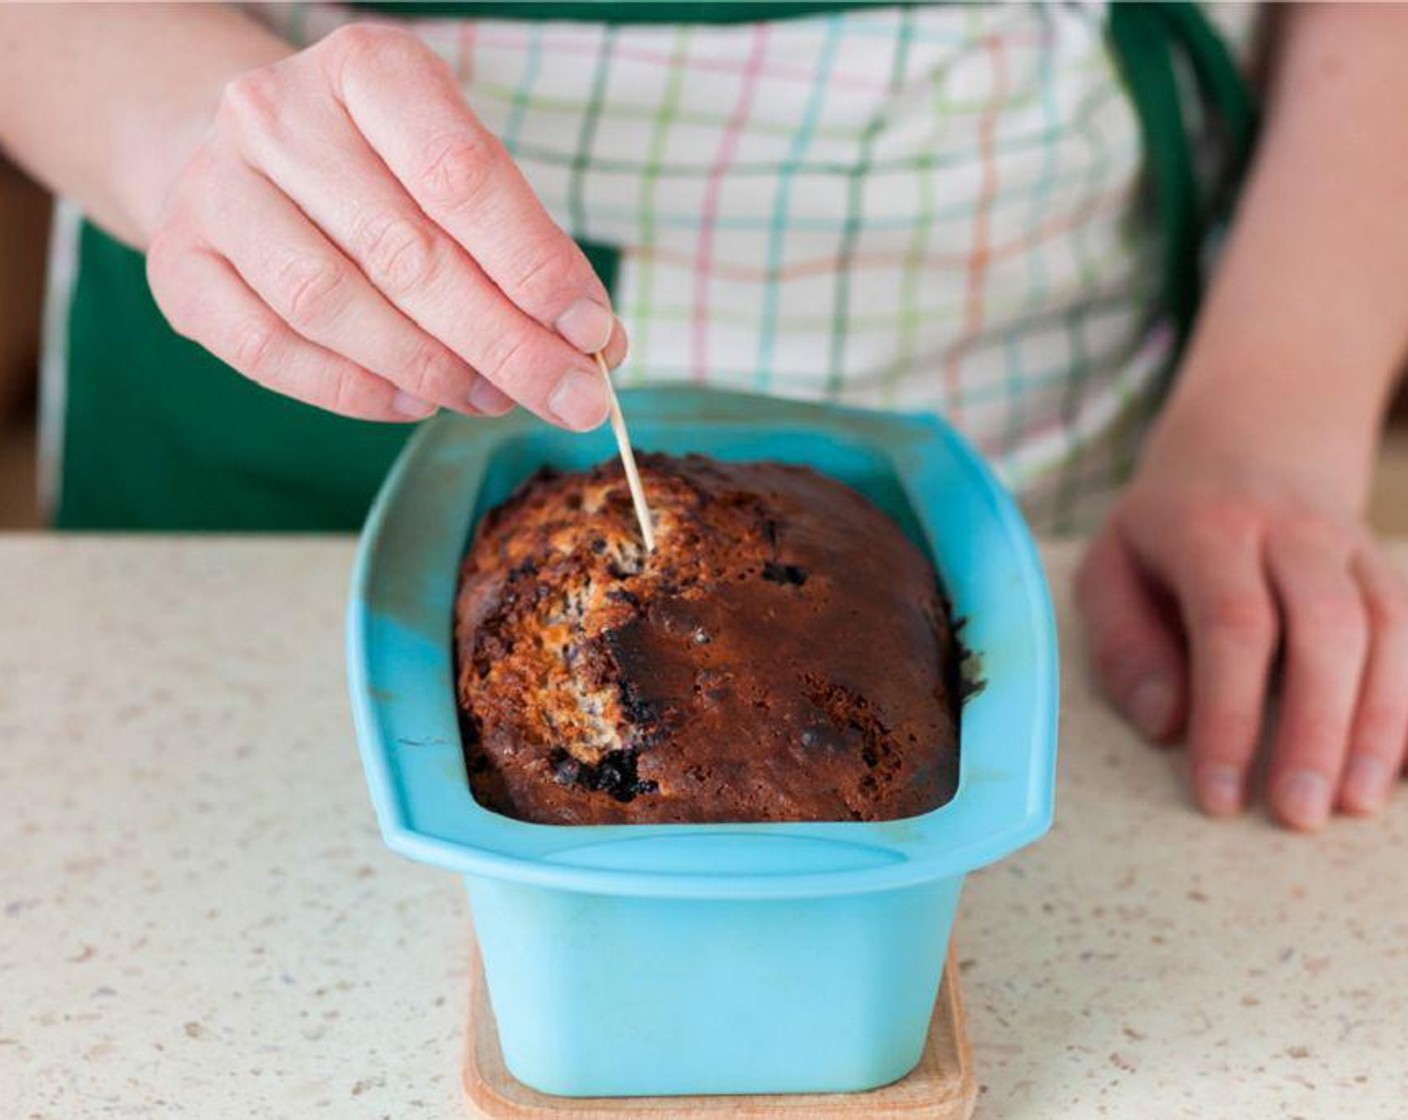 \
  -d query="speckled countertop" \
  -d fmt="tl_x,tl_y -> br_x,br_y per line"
1,537 -> 1404,1119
